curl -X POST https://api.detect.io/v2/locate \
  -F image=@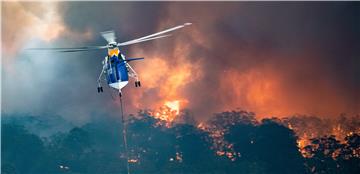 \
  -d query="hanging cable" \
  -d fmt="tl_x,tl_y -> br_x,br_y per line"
119,93 -> 130,174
